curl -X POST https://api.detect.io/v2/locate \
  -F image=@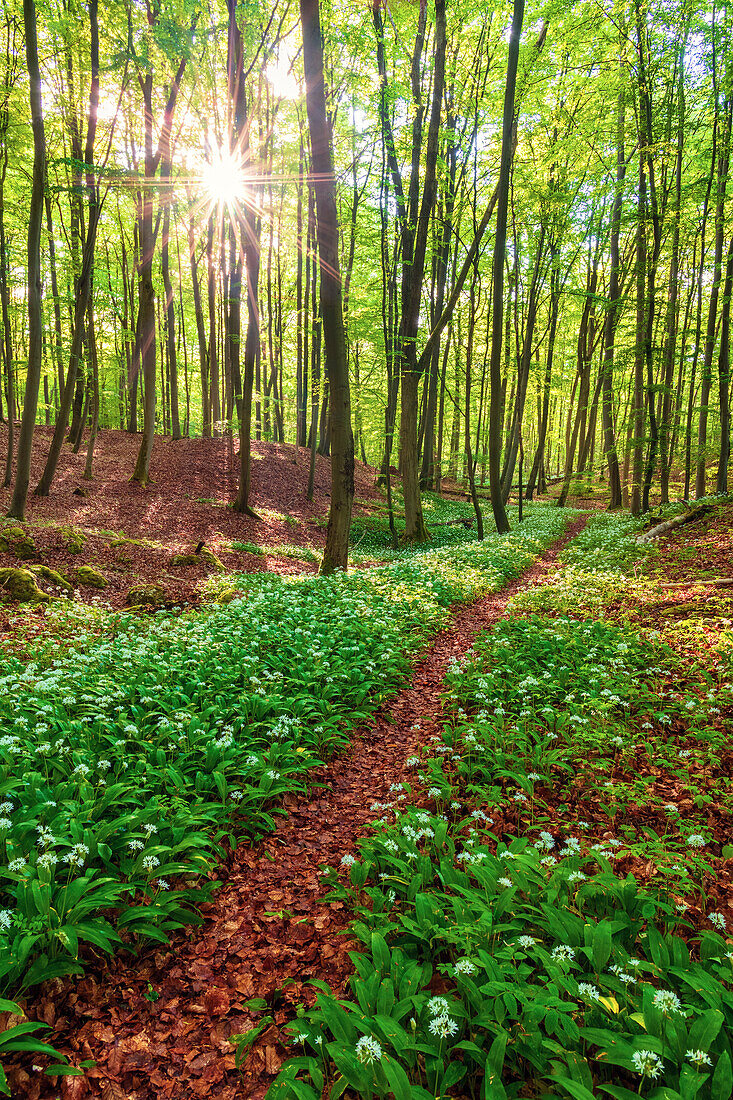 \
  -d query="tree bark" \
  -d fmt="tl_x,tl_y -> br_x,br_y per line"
488,0 -> 524,534
7,0 -> 46,520
300,0 -> 354,573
